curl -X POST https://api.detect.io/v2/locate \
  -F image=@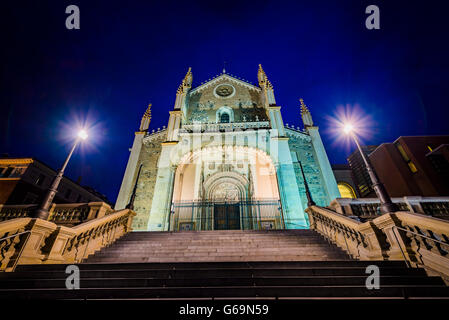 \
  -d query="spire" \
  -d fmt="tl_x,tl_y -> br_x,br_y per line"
258,64 -> 276,106
300,98 -> 314,127
258,64 -> 265,85
300,98 -> 309,114
177,67 -> 192,94
139,103 -> 152,132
